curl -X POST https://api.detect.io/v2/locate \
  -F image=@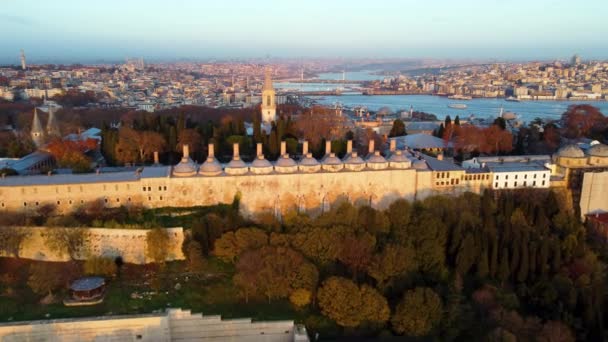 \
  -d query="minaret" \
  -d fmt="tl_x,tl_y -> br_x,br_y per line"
20,49 -> 26,70
261,67 -> 276,124
46,106 -> 60,138
31,108 -> 45,147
